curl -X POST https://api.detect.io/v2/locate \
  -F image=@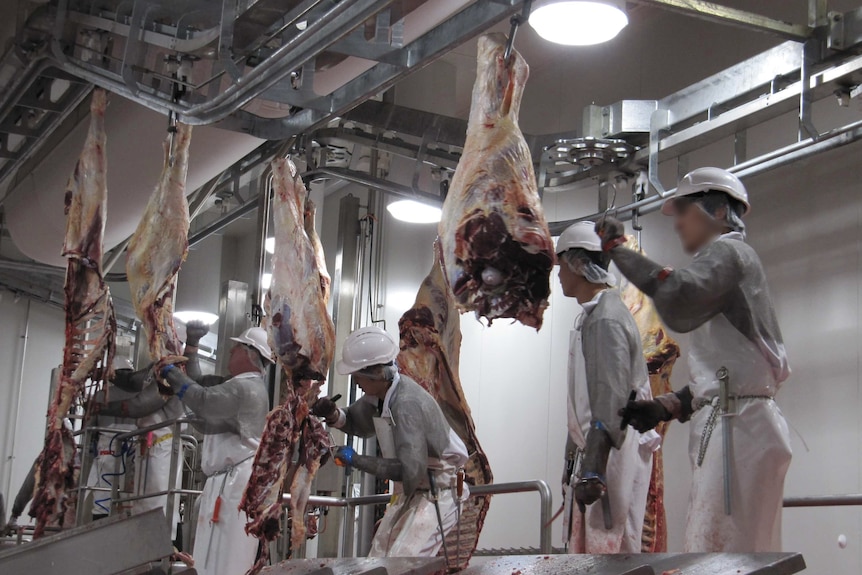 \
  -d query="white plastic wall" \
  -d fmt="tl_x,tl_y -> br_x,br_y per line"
0,297 -> 65,519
